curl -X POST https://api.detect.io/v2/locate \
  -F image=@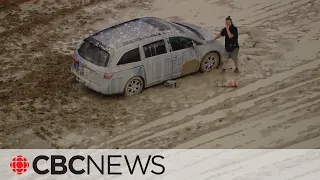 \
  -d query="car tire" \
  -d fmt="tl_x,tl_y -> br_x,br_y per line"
124,76 -> 144,96
200,52 -> 220,72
